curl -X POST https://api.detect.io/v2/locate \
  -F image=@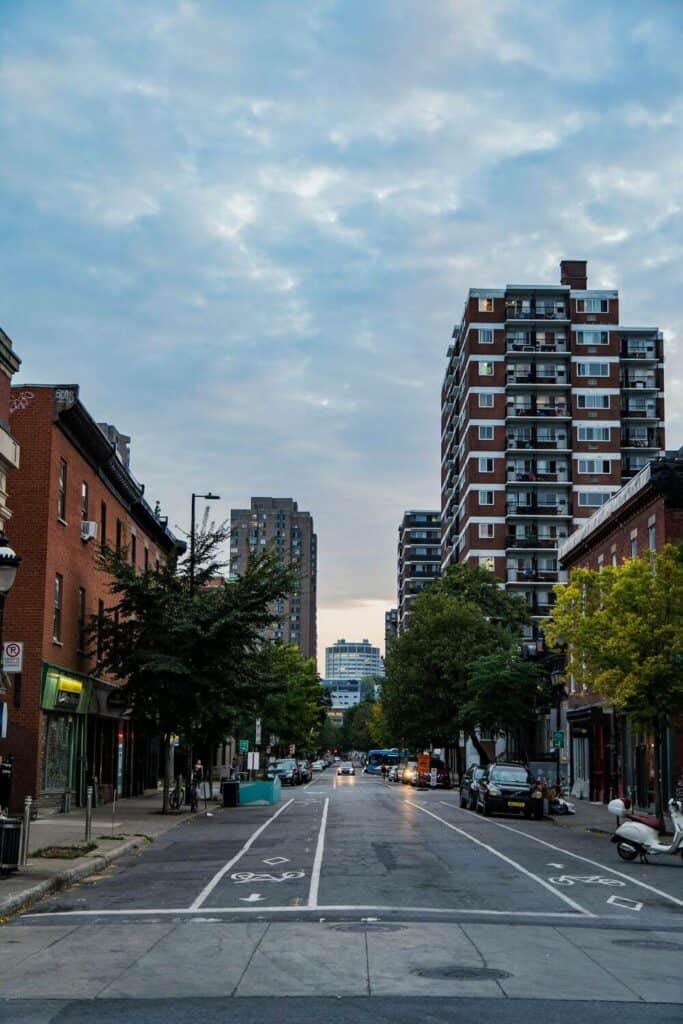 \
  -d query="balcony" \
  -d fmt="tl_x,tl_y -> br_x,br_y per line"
506,338 -> 568,355
506,403 -> 570,419
621,404 -> 658,420
506,431 -> 569,451
620,337 -> 659,360
621,433 -> 659,449
507,369 -> 568,386
507,469 -> 569,484
529,598 -> 557,616
507,568 -> 559,583
507,501 -> 571,517
621,377 -> 658,391
505,533 -> 566,549
506,303 -> 569,322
